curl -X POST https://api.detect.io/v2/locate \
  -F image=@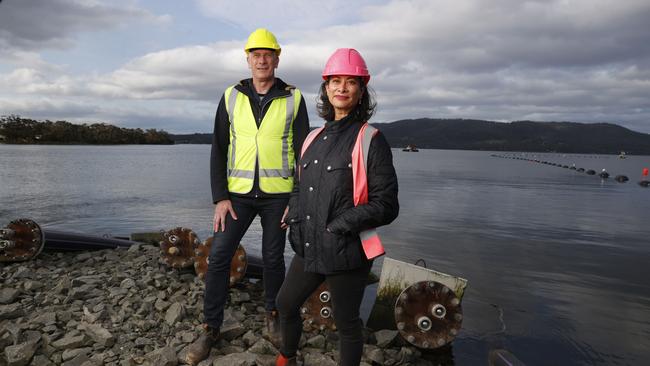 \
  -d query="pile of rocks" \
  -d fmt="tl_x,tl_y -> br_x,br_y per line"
1,244 -> 442,365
